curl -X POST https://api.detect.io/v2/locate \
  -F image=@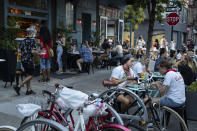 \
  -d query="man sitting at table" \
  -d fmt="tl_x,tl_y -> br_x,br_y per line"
150,60 -> 185,108
76,41 -> 93,73
110,54 -> 137,112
